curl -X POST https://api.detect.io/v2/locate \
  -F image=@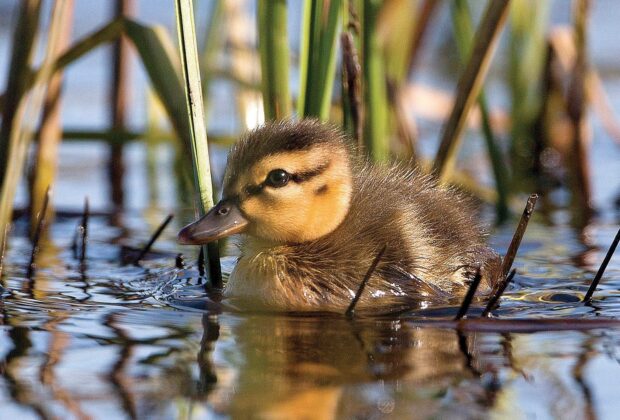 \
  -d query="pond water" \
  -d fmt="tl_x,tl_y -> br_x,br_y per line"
2,0 -> 620,418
